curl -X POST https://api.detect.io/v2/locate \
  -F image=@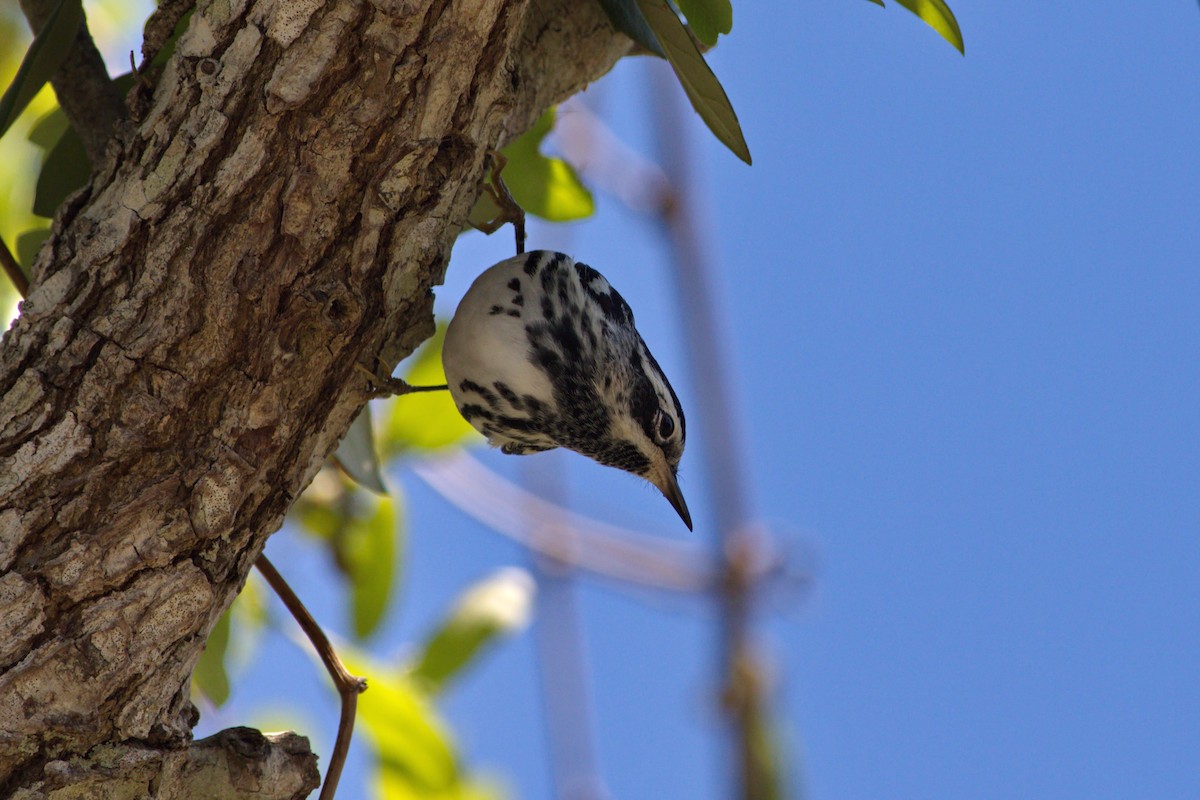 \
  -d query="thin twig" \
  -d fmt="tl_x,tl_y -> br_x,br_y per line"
254,555 -> 366,800
0,237 -> 29,298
